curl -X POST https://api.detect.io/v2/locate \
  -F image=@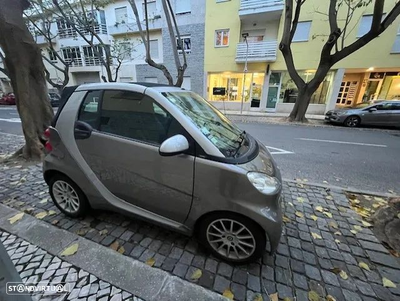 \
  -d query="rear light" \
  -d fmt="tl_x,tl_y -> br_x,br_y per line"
44,128 -> 52,152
